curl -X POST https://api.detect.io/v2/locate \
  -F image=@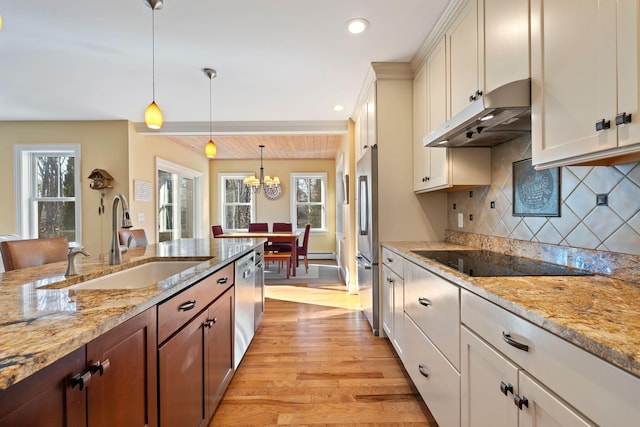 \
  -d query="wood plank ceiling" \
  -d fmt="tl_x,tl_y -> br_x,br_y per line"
162,134 -> 345,160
